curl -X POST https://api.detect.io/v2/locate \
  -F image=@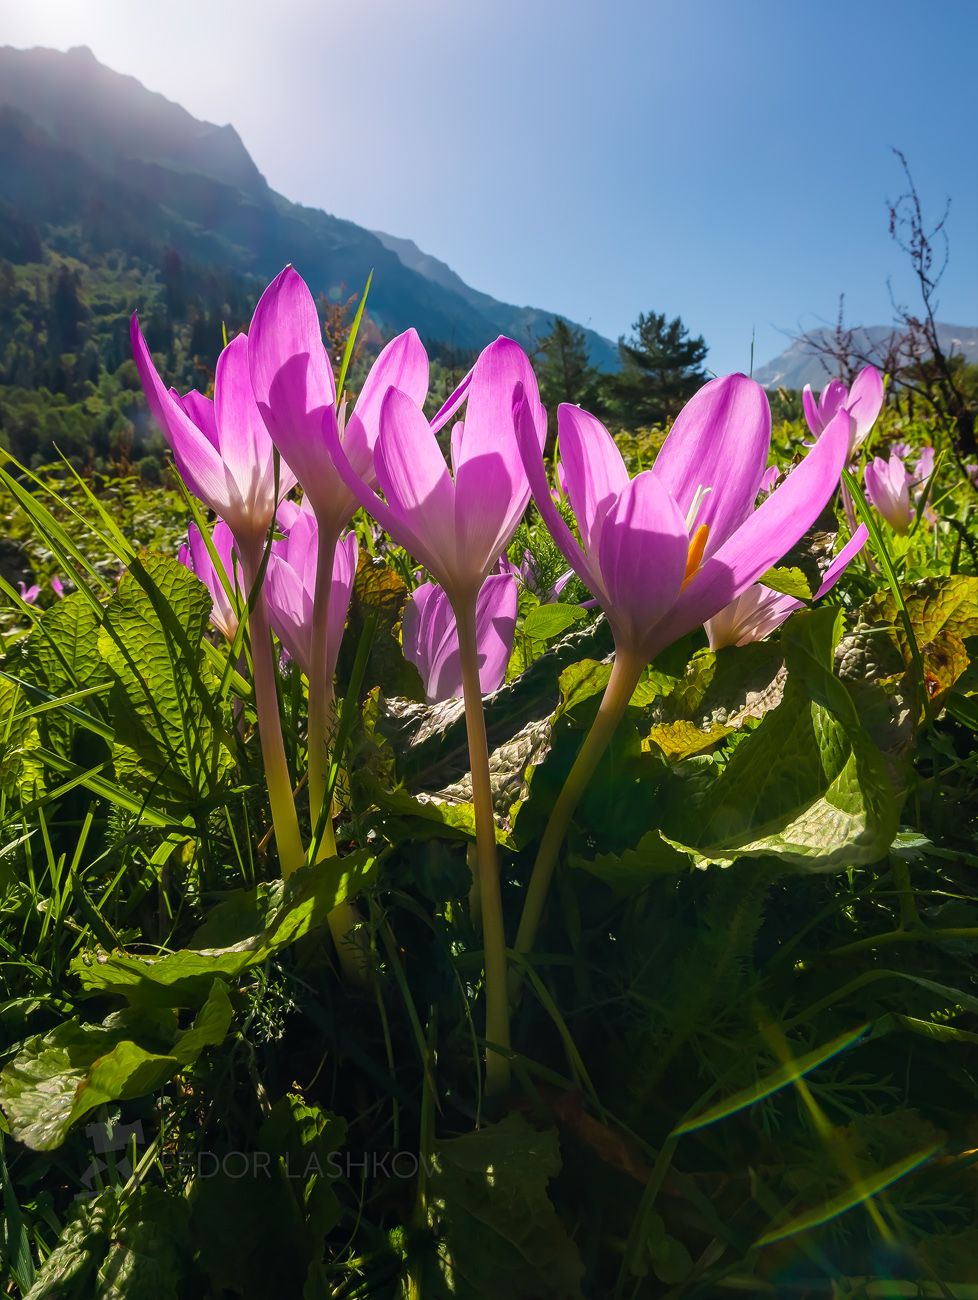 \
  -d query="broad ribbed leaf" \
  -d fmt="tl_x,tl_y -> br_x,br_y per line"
664,609 -> 902,869
0,983 -> 231,1150
71,850 -> 376,1007
98,553 -> 232,812
427,1114 -> 584,1299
